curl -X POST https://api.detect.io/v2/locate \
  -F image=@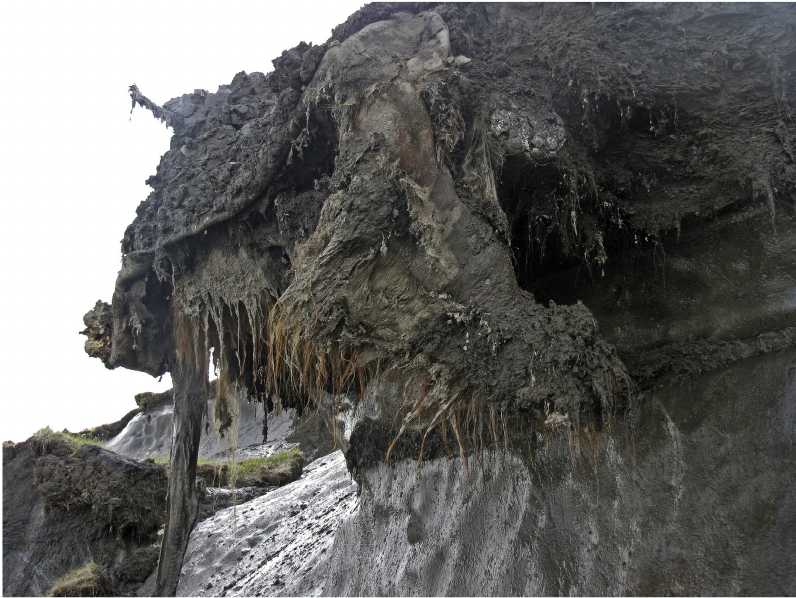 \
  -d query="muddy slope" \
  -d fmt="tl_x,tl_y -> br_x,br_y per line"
175,451 -> 358,597
83,3 -> 796,595
106,393 -> 275,461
